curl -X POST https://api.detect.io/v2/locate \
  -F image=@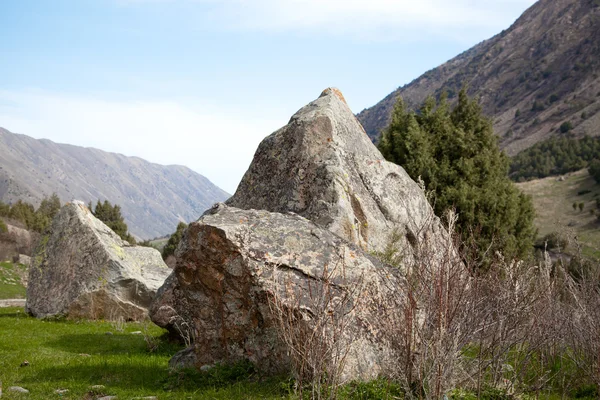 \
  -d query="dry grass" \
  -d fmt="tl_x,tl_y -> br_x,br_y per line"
517,168 -> 600,259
